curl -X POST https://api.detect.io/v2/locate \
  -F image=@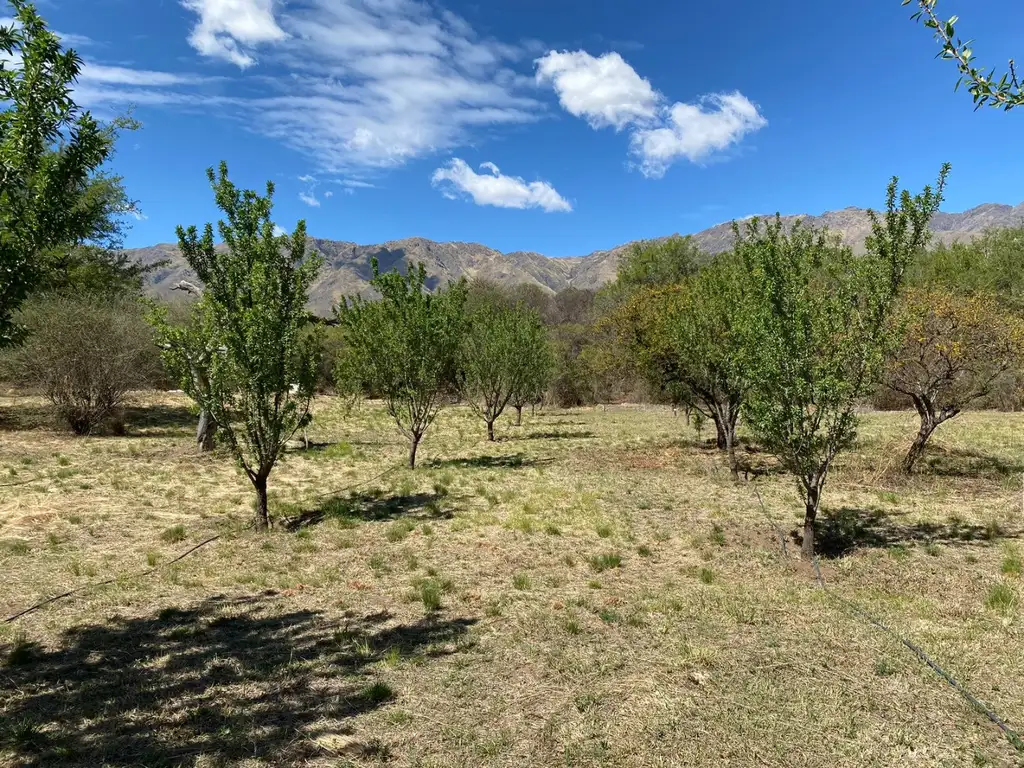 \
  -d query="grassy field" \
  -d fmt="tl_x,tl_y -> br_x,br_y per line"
0,393 -> 1022,767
